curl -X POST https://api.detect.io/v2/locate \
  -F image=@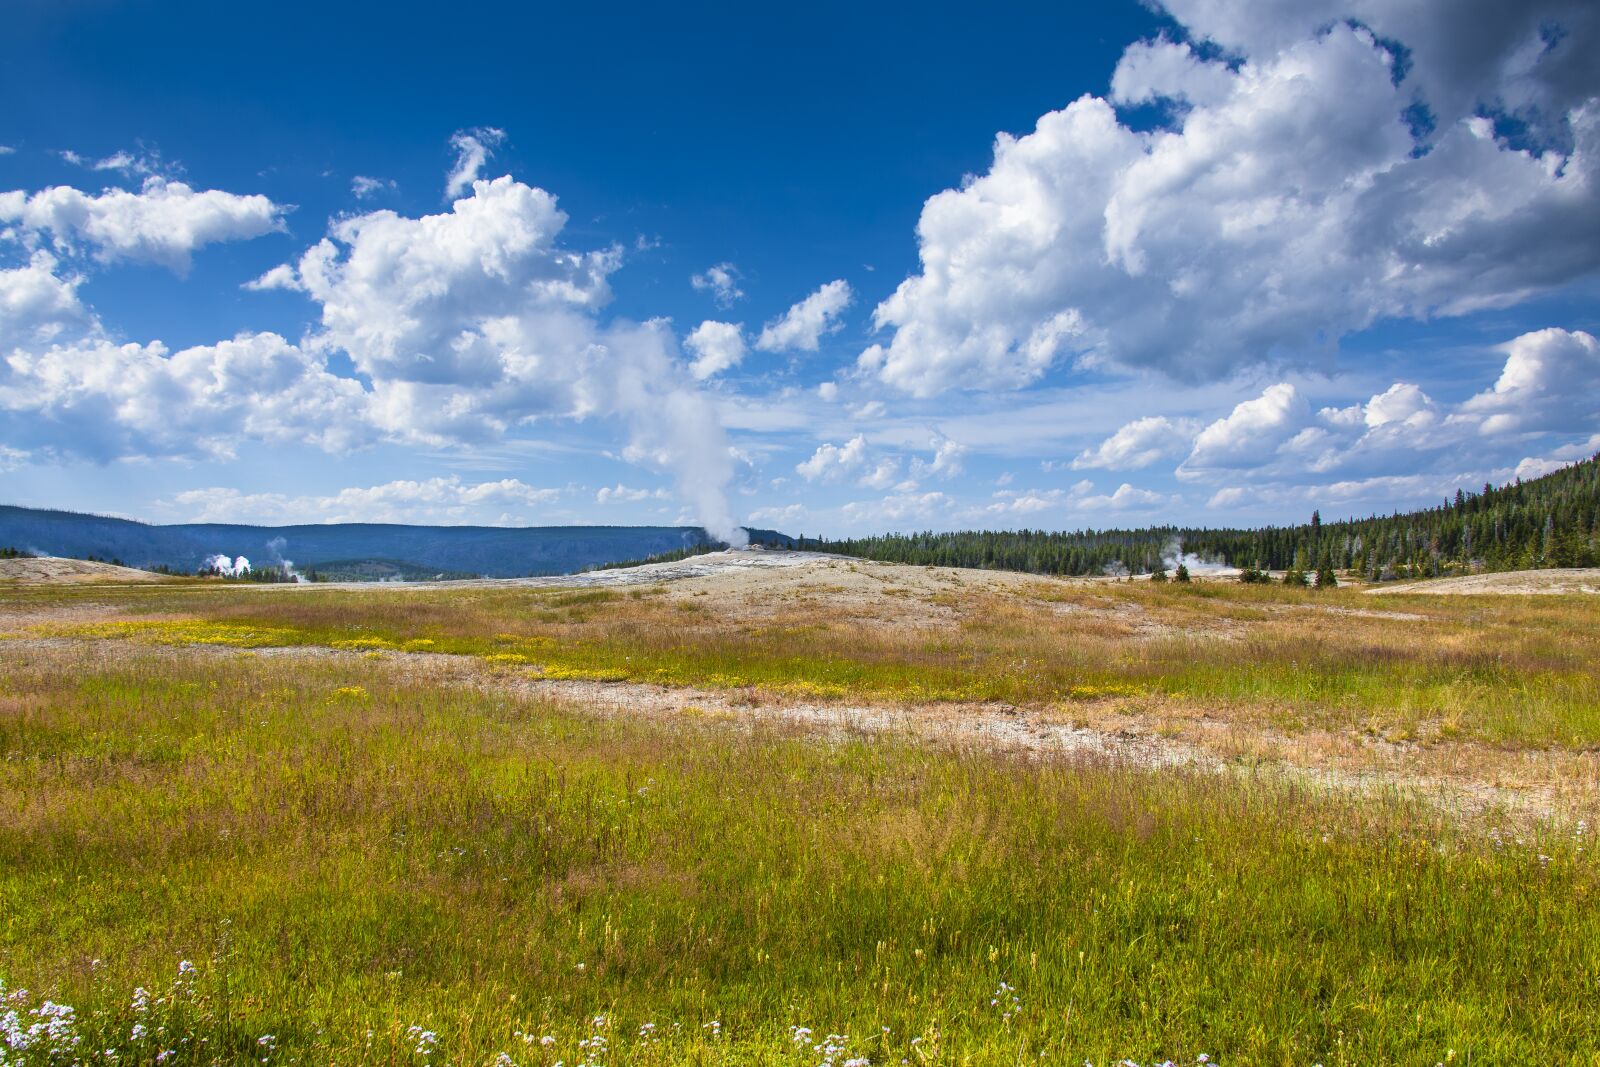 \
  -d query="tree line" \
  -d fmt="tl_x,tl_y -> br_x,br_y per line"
800,454 -> 1600,580
1188,453 -> 1600,579
800,527 -> 1180,576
